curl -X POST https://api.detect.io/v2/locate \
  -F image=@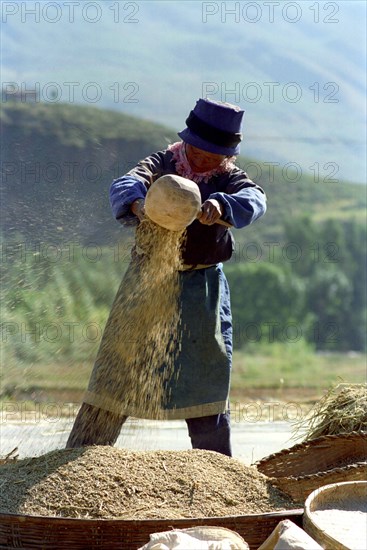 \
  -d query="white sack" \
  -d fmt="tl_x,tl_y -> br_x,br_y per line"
257,520 -> 323,550
138,526 -> 249,550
